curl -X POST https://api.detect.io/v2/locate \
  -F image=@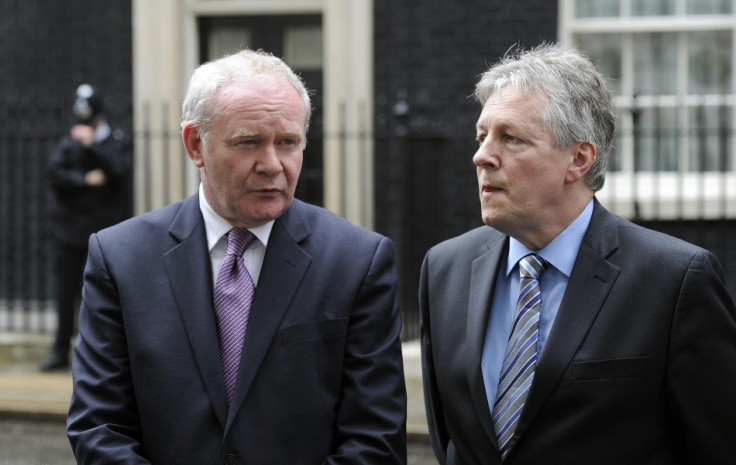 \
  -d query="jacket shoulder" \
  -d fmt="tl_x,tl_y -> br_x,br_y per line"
288,199 -> 386,245
426,225 -> 504,263
597,207 -> 707,257
587,204 -> 718,279
95,197 -> 189,243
